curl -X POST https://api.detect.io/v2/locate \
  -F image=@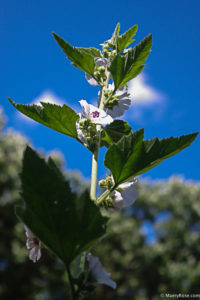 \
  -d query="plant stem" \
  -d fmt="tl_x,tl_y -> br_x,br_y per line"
66,265 -> 76,300
96,185 -> 116,204
90,73 -> 111,201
